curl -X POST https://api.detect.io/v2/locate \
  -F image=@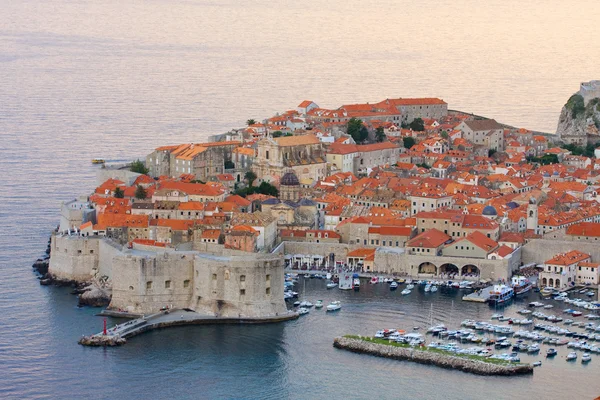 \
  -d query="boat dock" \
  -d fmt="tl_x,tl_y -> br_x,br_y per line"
462,286 -> 493,303
79,309 -> 299,346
